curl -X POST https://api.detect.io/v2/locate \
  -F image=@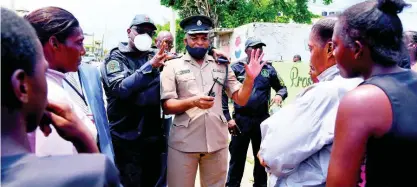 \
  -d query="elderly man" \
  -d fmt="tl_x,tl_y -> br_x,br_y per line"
258,17 -> 363,187
155,31 -> 174,52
